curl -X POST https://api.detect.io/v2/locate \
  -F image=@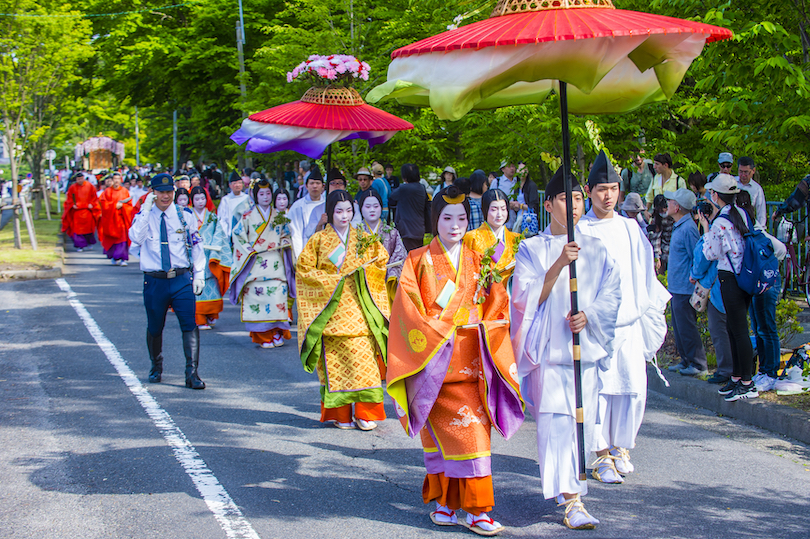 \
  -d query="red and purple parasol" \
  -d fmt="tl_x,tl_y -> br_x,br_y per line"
231,84 -> 413,160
